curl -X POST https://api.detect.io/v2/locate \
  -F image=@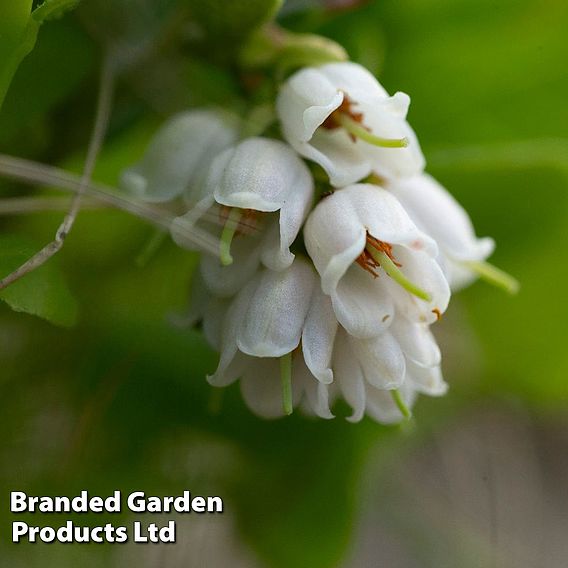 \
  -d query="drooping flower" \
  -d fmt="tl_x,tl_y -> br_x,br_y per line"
333,318 -> 447,423
120,109 -> 239,203
277,62 -> 425,187
304,184 -> 450,336
196,243 -> 448,423
170,137 -> 314,294
387,173 -> 496,290
207,257 -> 335,419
